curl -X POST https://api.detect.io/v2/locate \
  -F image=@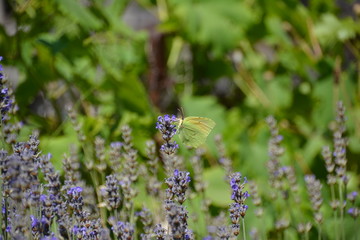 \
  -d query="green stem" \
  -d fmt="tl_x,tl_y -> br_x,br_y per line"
156,0 -> 169,21
330,184 -> 339,240
4,197 -> 8,240
201,191 -> 209,227
285,198 -> 297,228
317,223 -> 322,240
51,220 -> 59,238
130,201 -> 135,224
262,217 -> 267,240
0,115 -> 7,150
338,183 -> 345,240
0,178 -> 3,237
130,202 -> 137,240
167,223 -> 170,239
242,218 -> 247,240
355,218 -> 359,240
